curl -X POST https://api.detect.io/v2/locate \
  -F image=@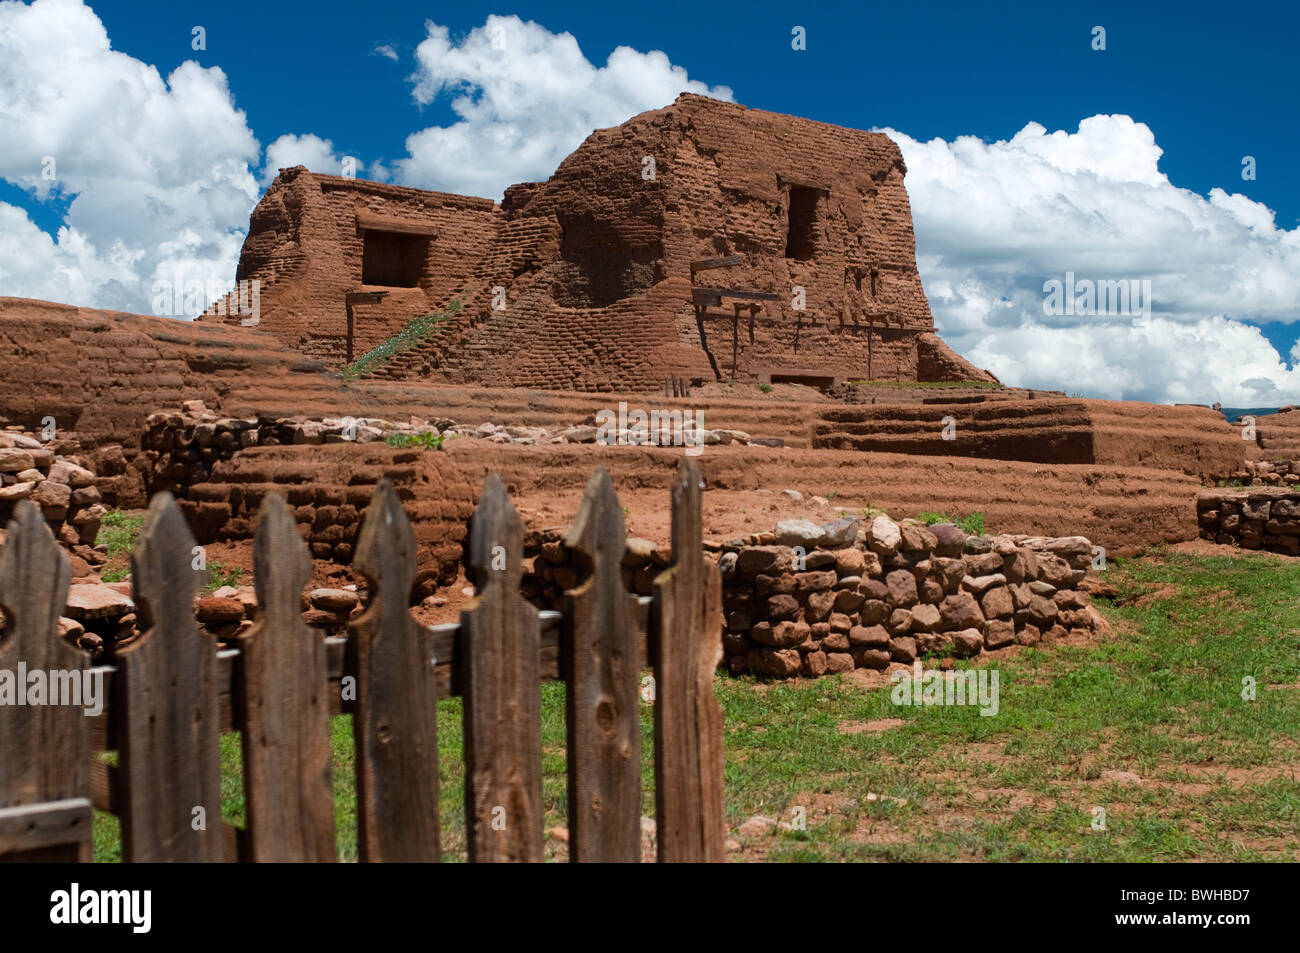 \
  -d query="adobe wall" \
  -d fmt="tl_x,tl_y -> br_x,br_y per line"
209,95 -> 997,390
179,443 -> 476,596
0,297 -> 348,470
812,398 -> 1248,480
205,169 -> 497,364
